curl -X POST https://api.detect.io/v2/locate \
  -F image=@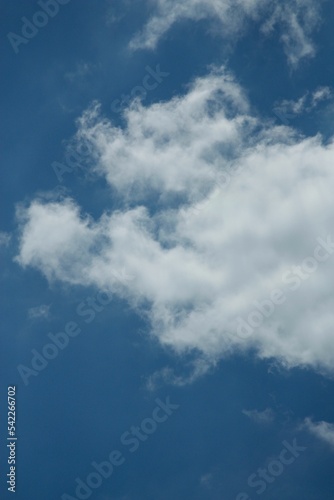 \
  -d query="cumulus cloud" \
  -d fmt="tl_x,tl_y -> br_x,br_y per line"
130,0 -> 322,67
304,418 -> 334,448
75,67 -> 252,203
16,66 -> 334,377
